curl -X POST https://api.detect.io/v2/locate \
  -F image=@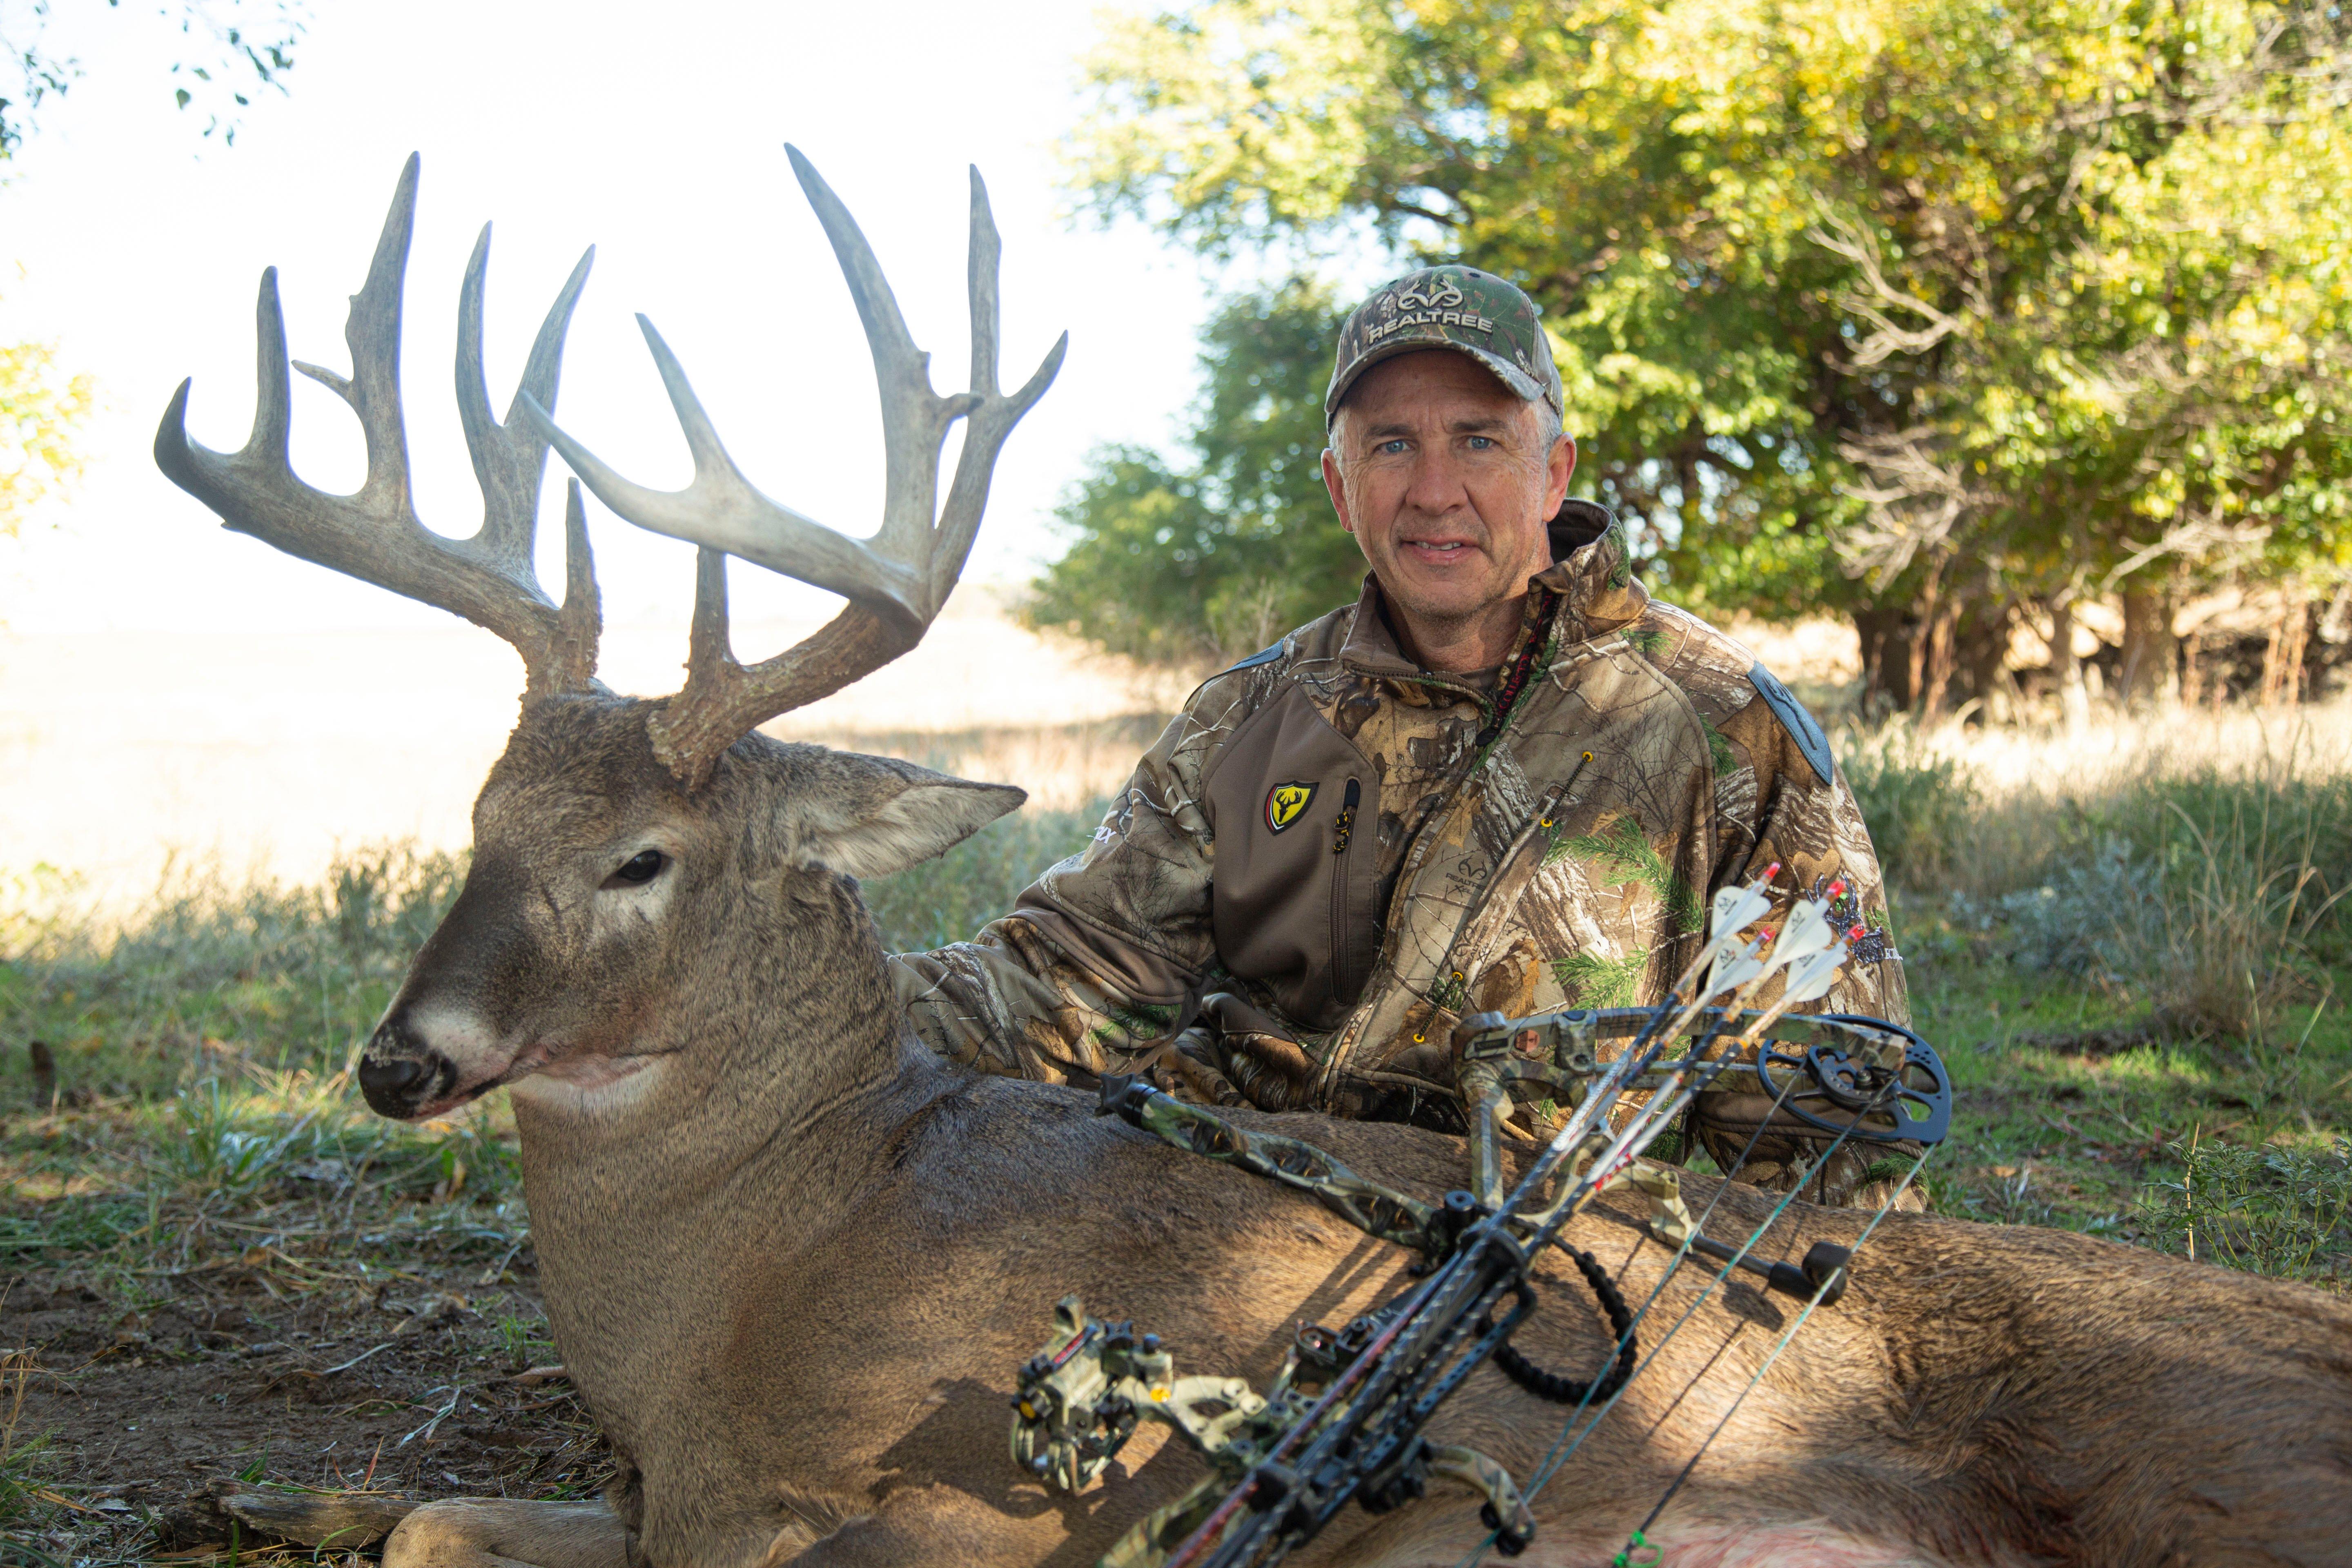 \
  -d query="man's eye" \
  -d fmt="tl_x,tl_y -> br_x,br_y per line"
1466,436 -> 1496,450
606,849 -> 666,887
1378,439 -> 1411,455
